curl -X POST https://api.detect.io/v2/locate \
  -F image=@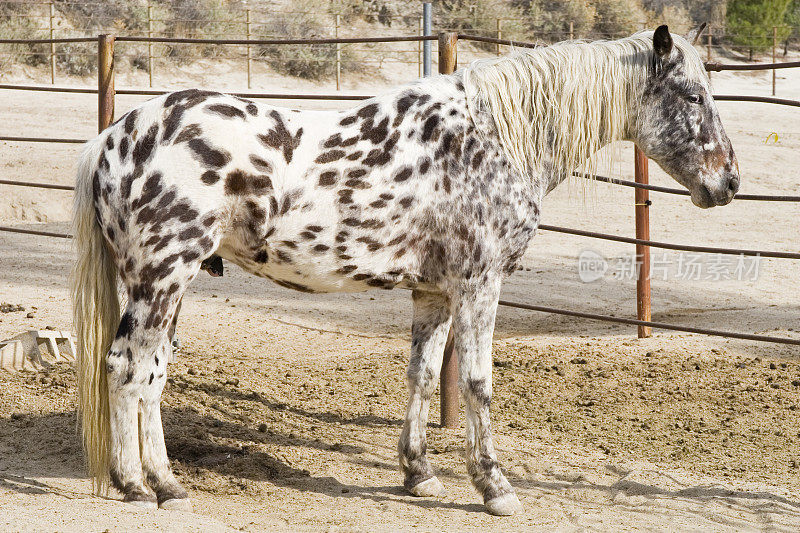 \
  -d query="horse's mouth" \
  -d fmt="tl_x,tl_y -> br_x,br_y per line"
691,184 -> 734,208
